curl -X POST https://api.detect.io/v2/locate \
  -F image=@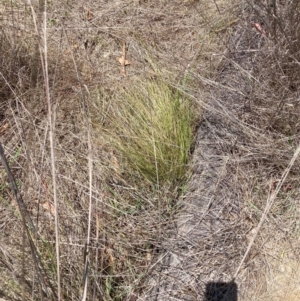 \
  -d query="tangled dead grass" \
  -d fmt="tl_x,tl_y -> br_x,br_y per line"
0,0 -> 300,300
230,1 -> 300,299
0,0 -> 236,300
